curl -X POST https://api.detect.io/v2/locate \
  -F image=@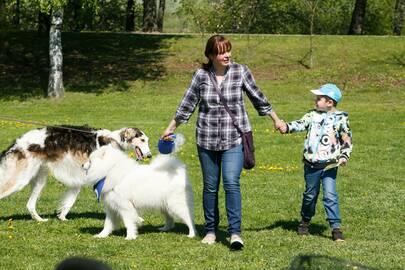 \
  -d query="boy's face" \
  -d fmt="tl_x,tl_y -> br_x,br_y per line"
315,95 -> 334,111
